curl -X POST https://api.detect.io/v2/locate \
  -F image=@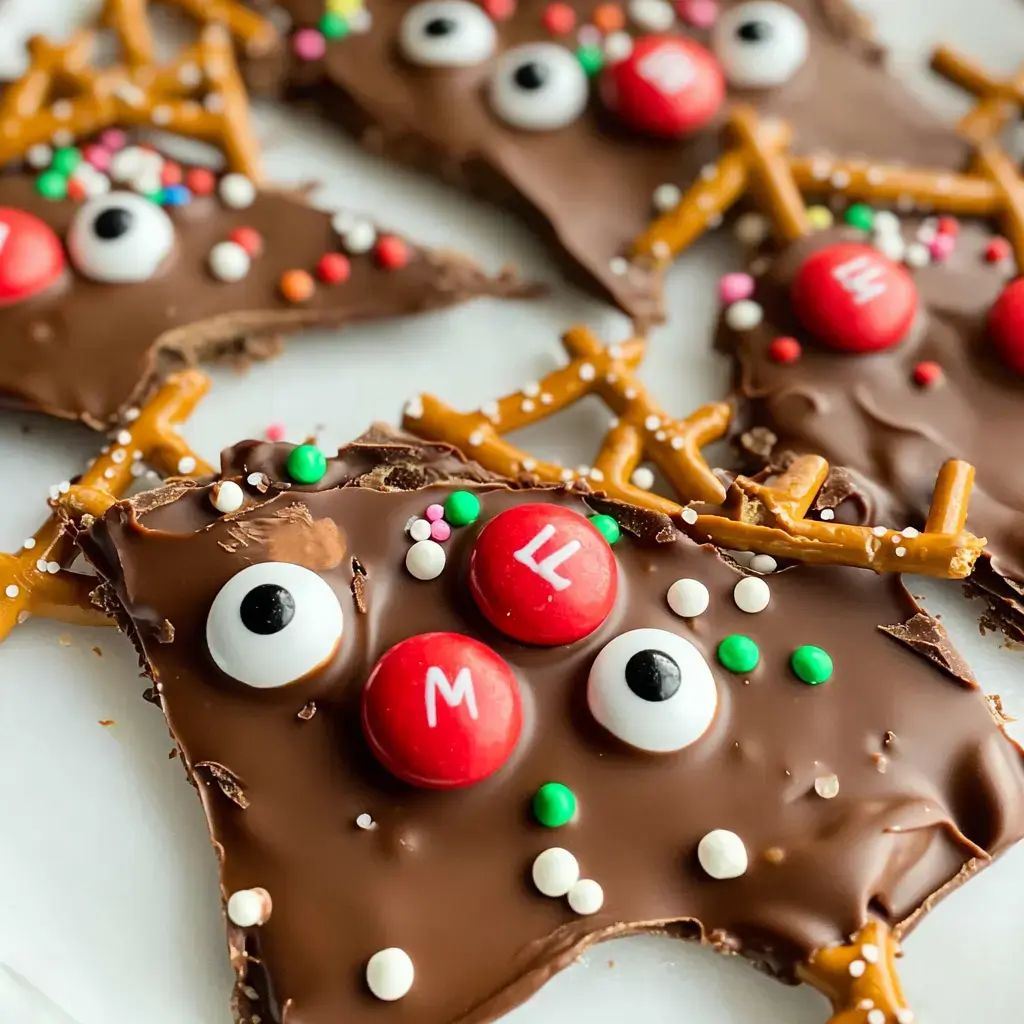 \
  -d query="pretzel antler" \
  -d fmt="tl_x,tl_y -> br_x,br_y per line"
0,371 -> 213,641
